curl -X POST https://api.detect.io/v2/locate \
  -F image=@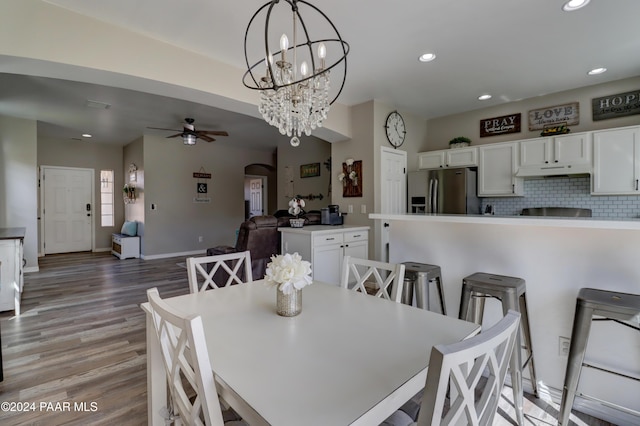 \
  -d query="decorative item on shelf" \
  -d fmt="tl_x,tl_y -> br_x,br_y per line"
242,0 -> 349,147
324,157 -> 332,196
288,197 -> 306,227
295,193 -> 323,201
264,252 -> 312,317
449,136 -> 471,148
339,159 -> 362,197
123,184 -> 136,204
128,163 -> 138,182
540,122 -> 571,136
